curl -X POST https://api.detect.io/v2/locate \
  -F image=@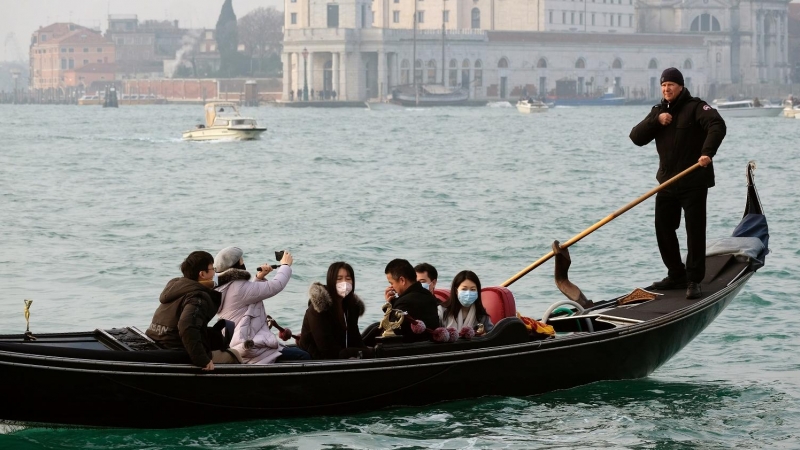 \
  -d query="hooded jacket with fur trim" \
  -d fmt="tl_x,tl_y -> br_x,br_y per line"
215,265 -> 292,364
298,282 -> 366,359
